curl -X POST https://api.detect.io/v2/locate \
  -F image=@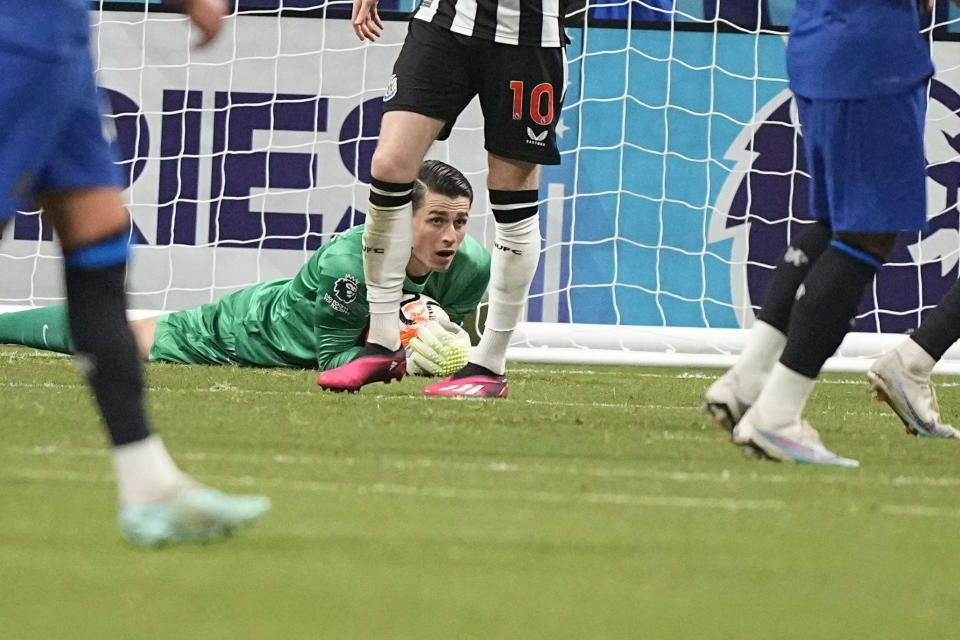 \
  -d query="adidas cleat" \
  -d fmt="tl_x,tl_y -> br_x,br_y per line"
318,349 -> 406,393
422,374 -> 508,398
732,411 -> 859,467
119,484 -> 270,547
867,350 -> 960,439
